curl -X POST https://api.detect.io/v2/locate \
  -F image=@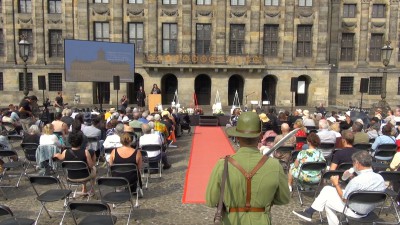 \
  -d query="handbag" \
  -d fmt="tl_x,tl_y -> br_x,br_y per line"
214,156 -> 229,225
